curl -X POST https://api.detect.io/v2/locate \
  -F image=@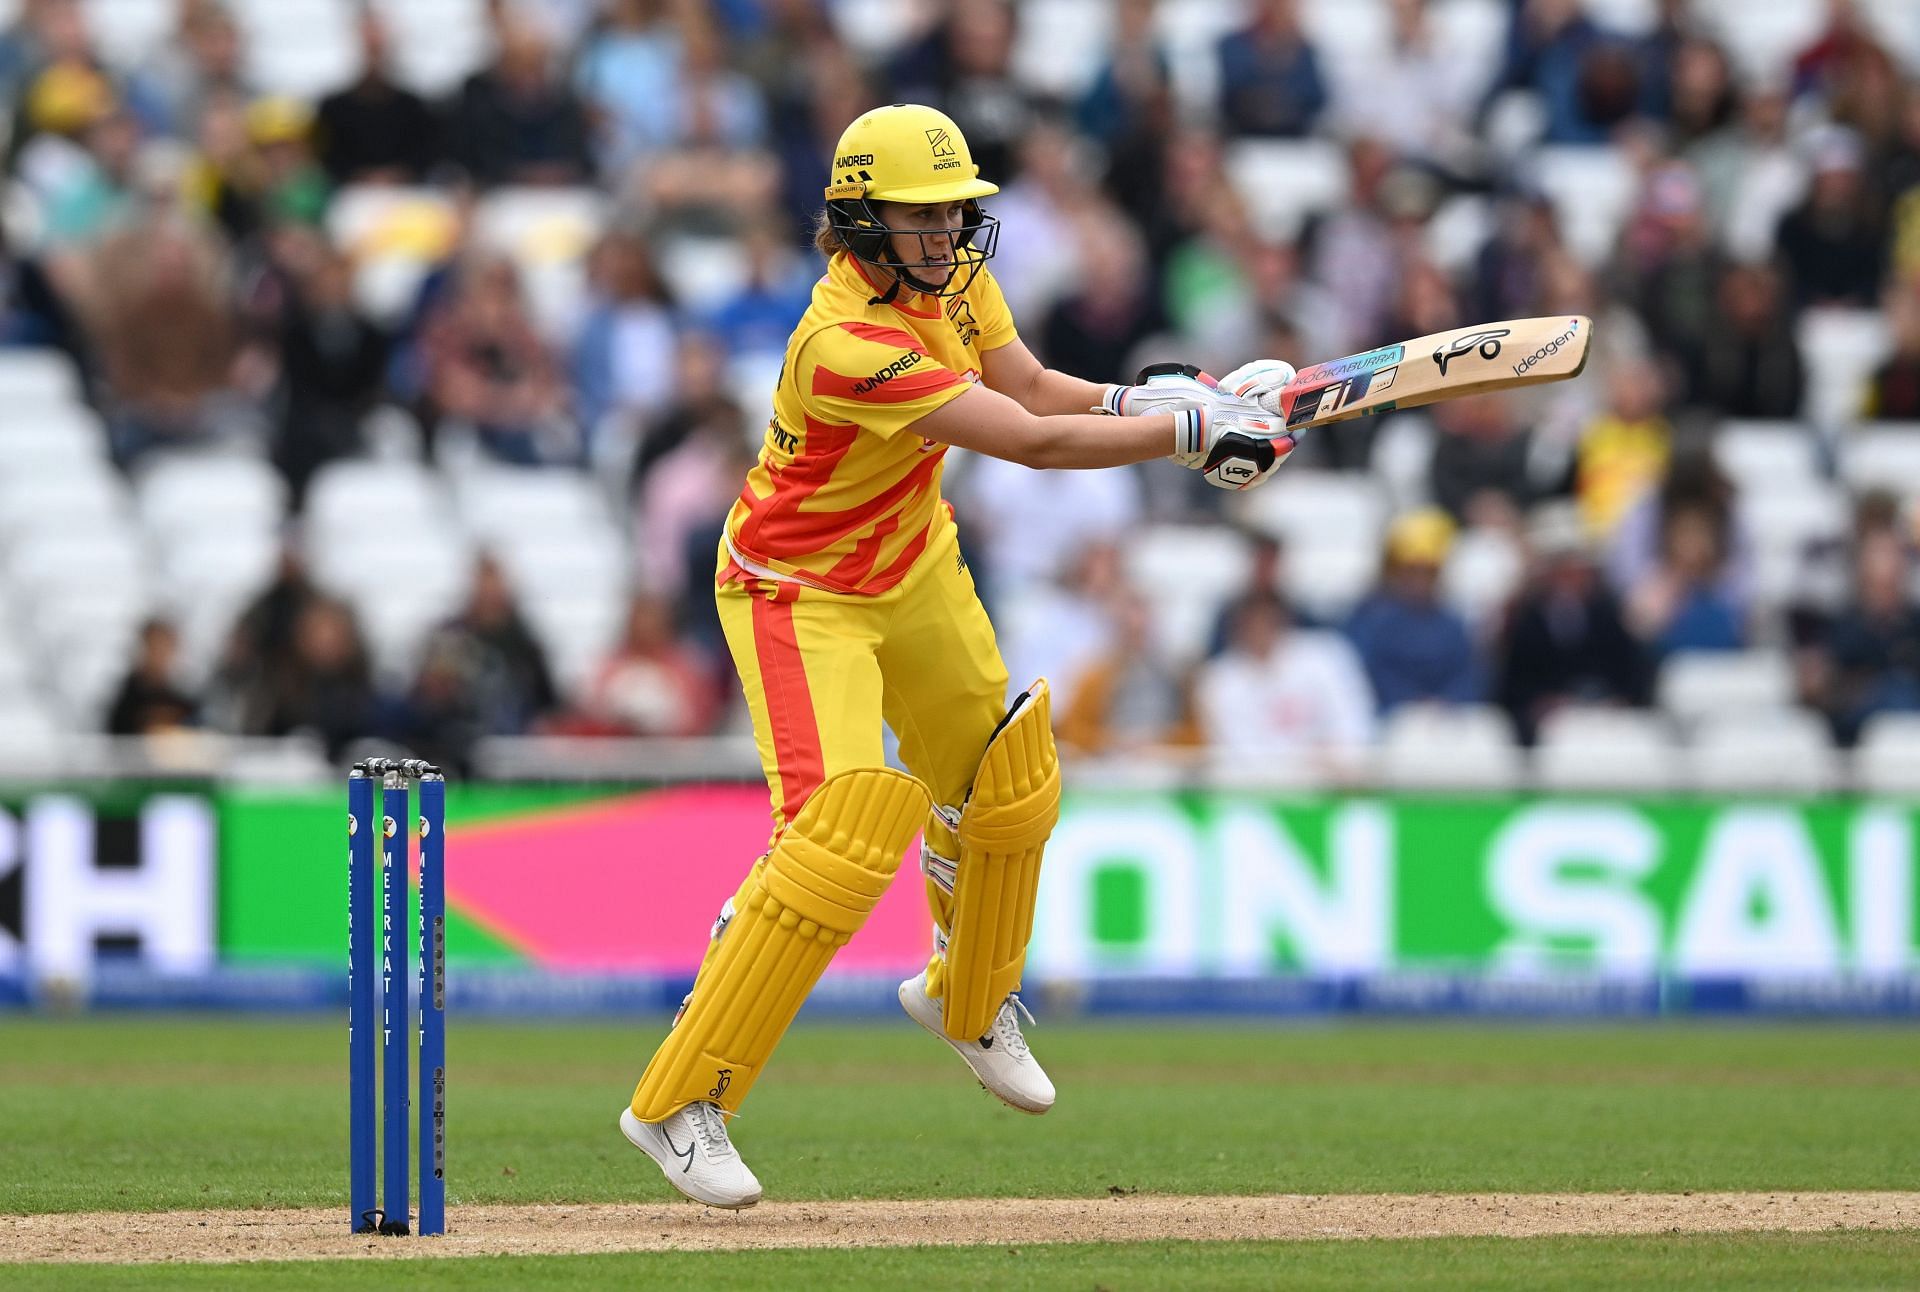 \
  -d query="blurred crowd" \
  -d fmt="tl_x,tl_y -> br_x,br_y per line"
9,0 -> 1920,771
